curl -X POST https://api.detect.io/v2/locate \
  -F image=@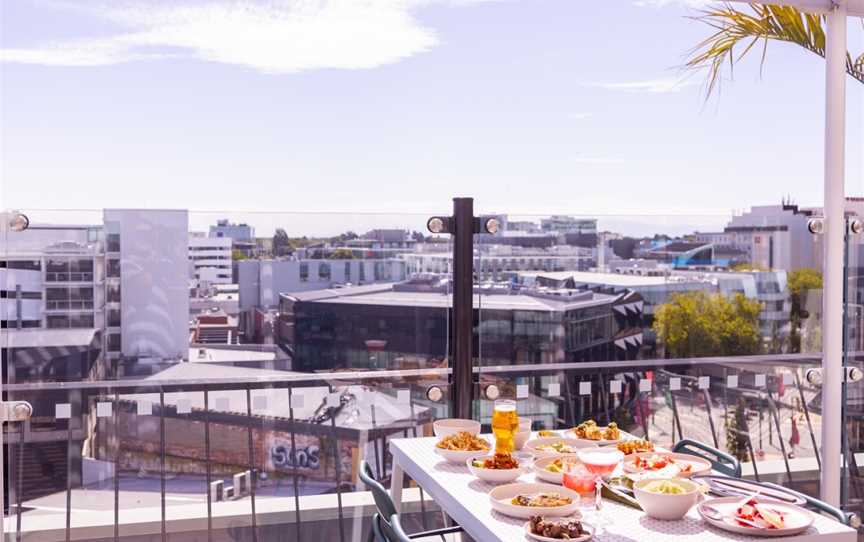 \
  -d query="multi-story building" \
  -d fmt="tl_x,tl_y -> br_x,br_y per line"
189,233 -> 233,286
404,245 -> 592,281
2,209 -> 190,377
540,216 -> 598,235
209,219 -> 255,242
277,278 -> 644,372
237,258 -> 408,311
